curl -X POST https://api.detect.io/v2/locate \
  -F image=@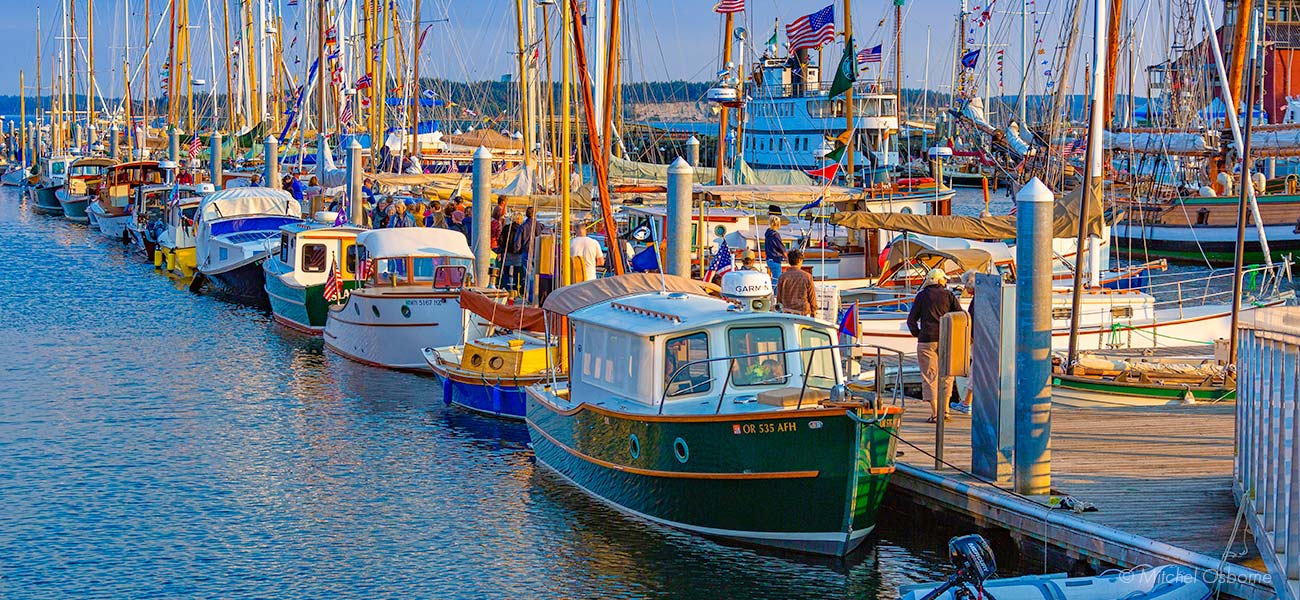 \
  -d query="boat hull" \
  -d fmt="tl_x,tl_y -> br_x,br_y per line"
430,366 -> 533,420
264,274 -> 361,334
323,292 -> 488,371
1051,374 -> 1234,407
31,185 -> 64,215
202,258 -> 269,303
1112,221 -> 1300,266
525,392 -> 901,556
87,203 -> 130,239
1,167 -> 27,187
56,189 -> 91,223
